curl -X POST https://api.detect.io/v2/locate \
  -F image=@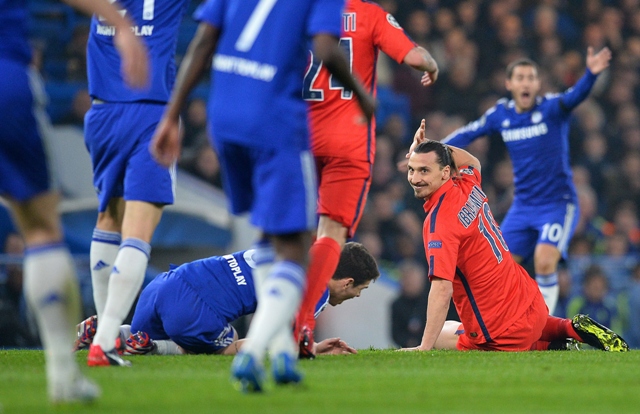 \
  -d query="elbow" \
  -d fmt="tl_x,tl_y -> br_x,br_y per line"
403,47 -> 438,73
431,277 -> 454,299
470,157 -> 482,173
